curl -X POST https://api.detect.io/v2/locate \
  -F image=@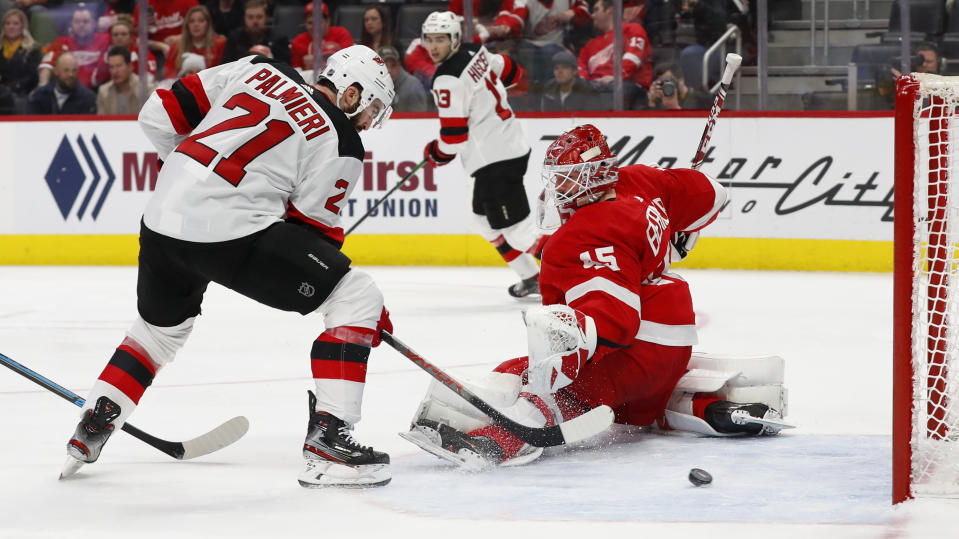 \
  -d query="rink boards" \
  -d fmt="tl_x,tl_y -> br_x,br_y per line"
0,112 -> 893,271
